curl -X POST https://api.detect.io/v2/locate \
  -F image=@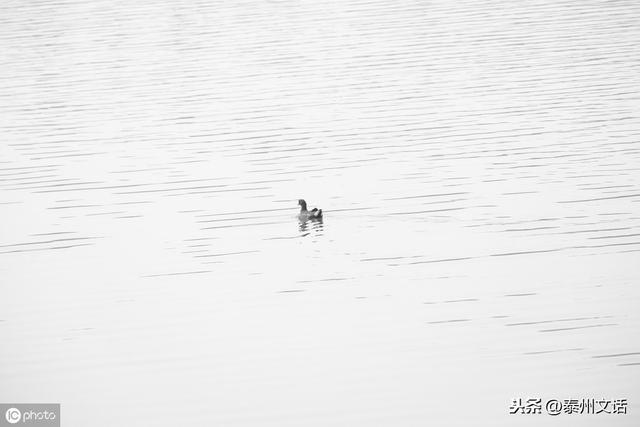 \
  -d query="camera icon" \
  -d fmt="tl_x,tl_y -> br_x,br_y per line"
5,407 -> 21,424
